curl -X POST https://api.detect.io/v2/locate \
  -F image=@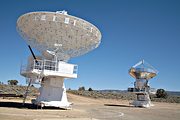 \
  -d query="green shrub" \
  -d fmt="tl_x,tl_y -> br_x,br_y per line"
156,89 -> 168,98
78,86 -> 85,91
88,87 -> 93,91
7,80 -> 18,85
